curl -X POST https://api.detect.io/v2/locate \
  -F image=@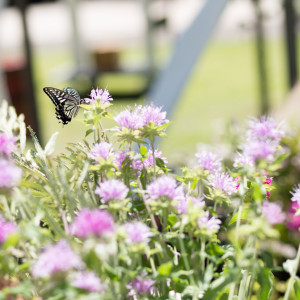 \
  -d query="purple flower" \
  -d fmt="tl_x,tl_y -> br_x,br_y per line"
208,172 -> 237,196
195,150 -> 222,173
71,271 -> 104,293
233,152 -> 254,168
143,149 -> 168,168
70,208 -> 115,238
247,116 -> 284,142
89,142 -> 113,161
175,196 -> 205,214
146,175 -> 184,202
0,215 -> 18,244
95,179 -> 129,203
127,277 -> 155,296
124,222 -> 153,244
85,88 -> 113,104
141,104 -> 168,126
114,151 -> 128,169
291,184 -> 300,205
242,140 -> 276,161
286,202 -> 300,231
262,200 -> 285,225
0,133 -> 17,156
32,239 -> 83,278
114,106 -> 143,130
0,158 -> 23,189
197,211 -> 221,233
